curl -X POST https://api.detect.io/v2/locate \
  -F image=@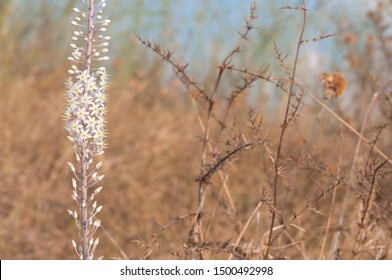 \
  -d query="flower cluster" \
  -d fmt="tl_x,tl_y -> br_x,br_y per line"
64,0 -> 110,156
64,0 -> 110,260
65,68 -> 108,156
